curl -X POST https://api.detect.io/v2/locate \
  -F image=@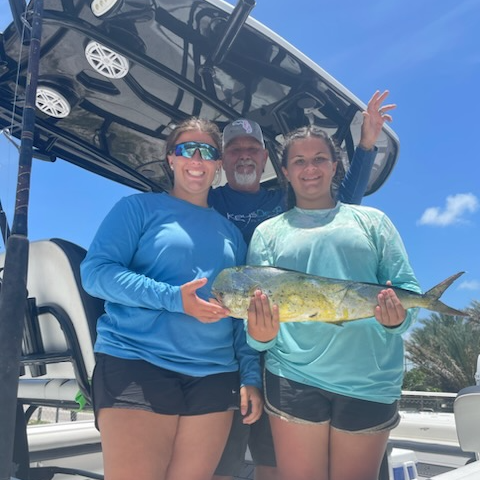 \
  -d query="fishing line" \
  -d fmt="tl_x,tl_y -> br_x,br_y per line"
9,5 -> 28,137
0,6 -> 29,246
